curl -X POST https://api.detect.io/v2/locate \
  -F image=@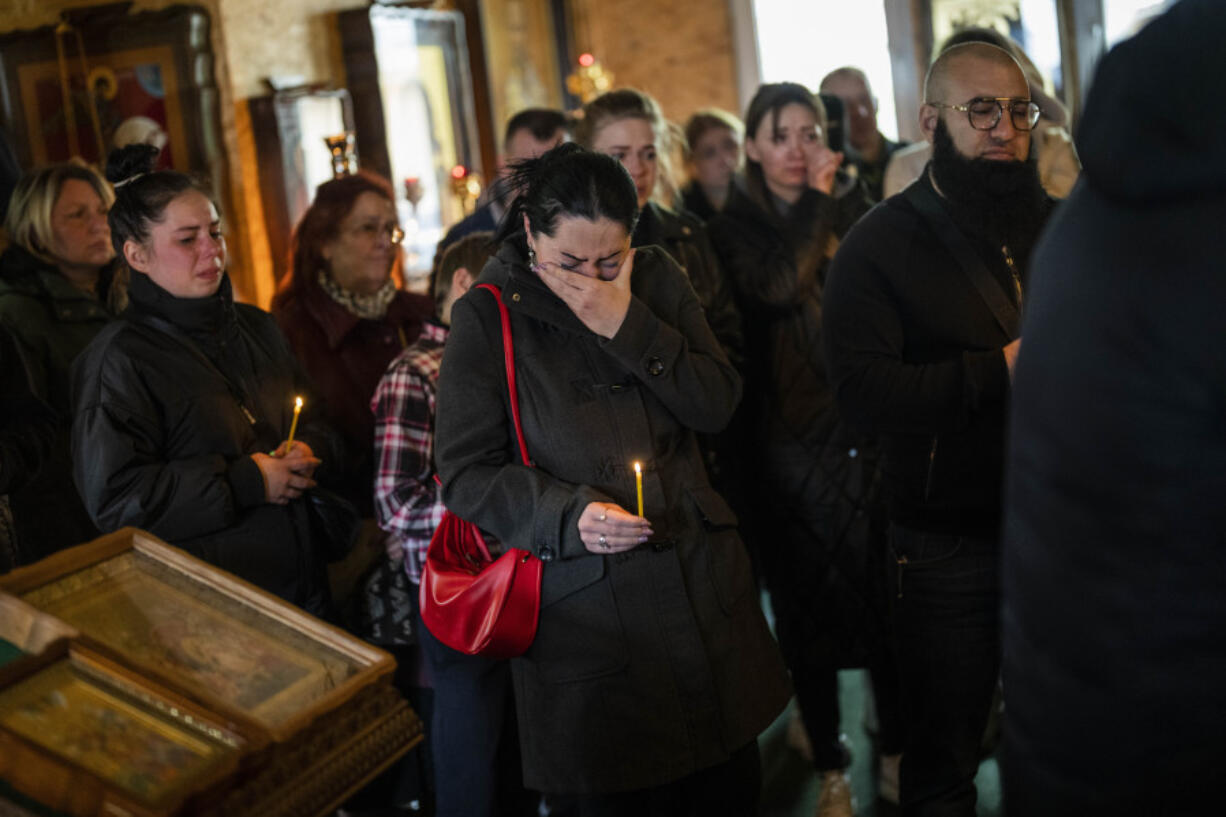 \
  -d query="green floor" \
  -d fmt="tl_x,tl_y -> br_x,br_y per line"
758,670 -> 1003,817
